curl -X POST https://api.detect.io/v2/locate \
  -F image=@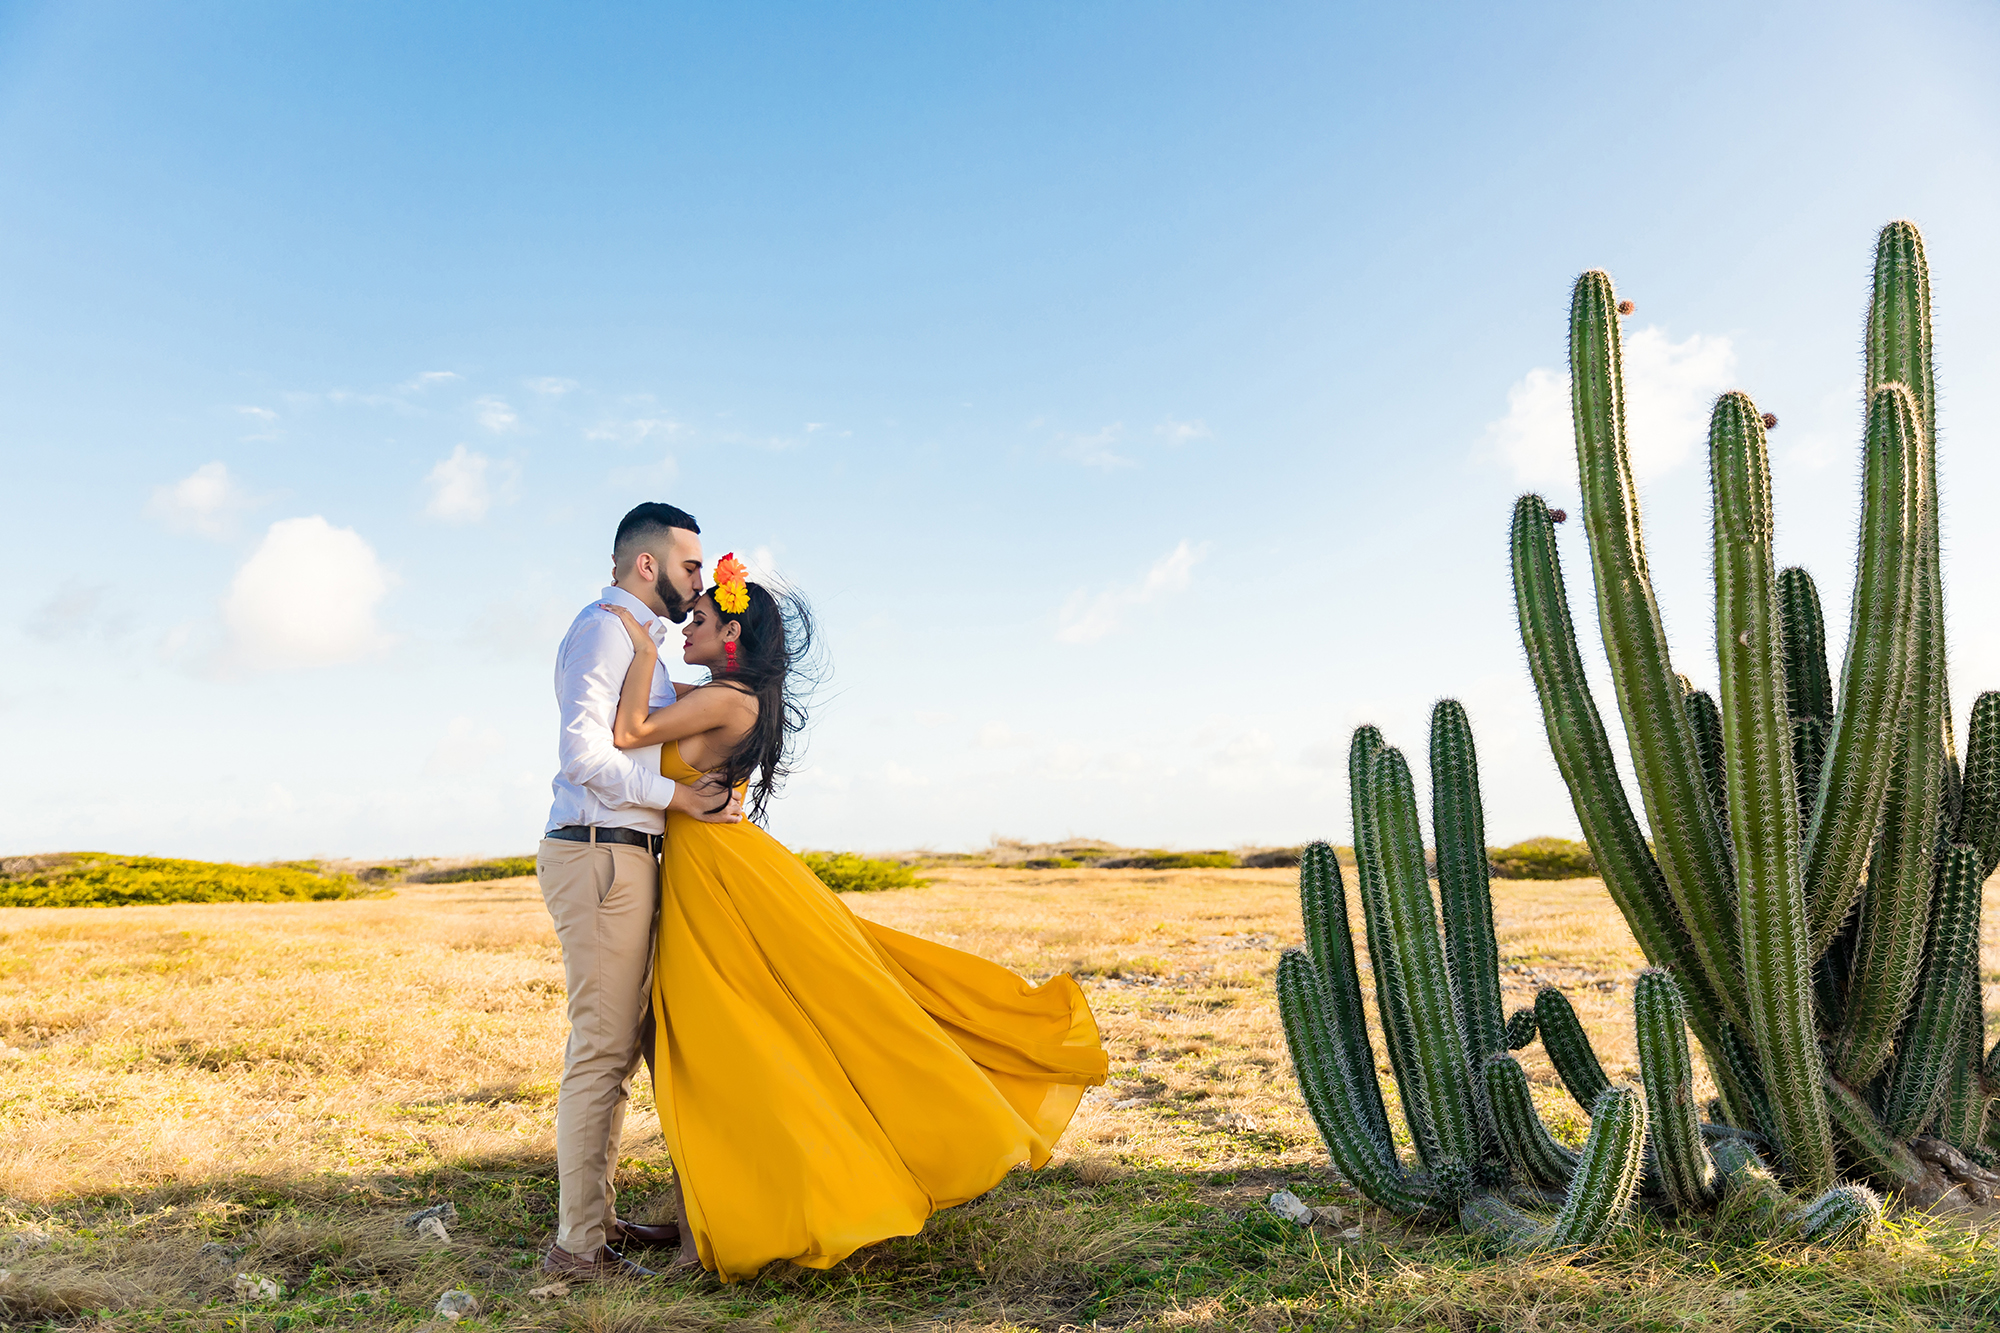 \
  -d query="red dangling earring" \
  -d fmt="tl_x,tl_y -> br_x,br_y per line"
724,641 -> 738,673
